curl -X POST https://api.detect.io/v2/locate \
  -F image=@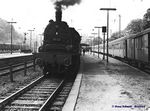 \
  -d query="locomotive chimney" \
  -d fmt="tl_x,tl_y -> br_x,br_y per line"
55,3 -> 62,22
